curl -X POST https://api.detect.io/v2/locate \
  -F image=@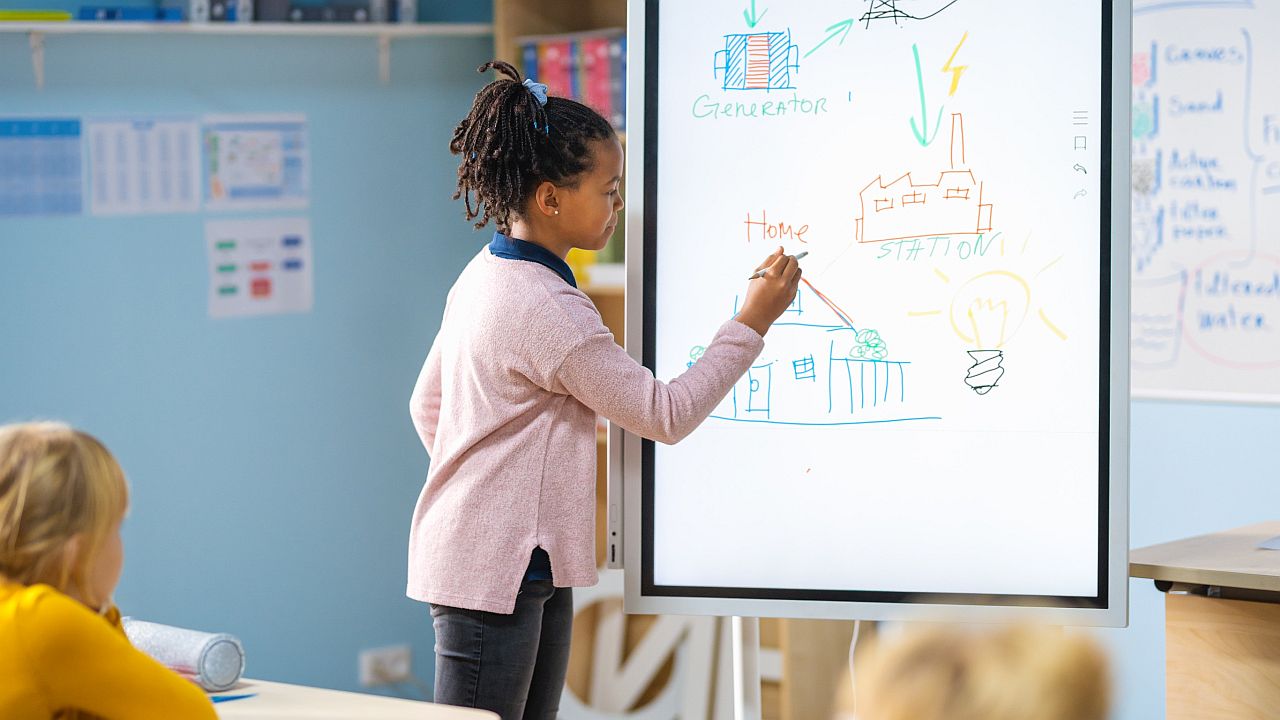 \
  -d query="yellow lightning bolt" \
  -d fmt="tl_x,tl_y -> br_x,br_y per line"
941,32 -> 969,97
